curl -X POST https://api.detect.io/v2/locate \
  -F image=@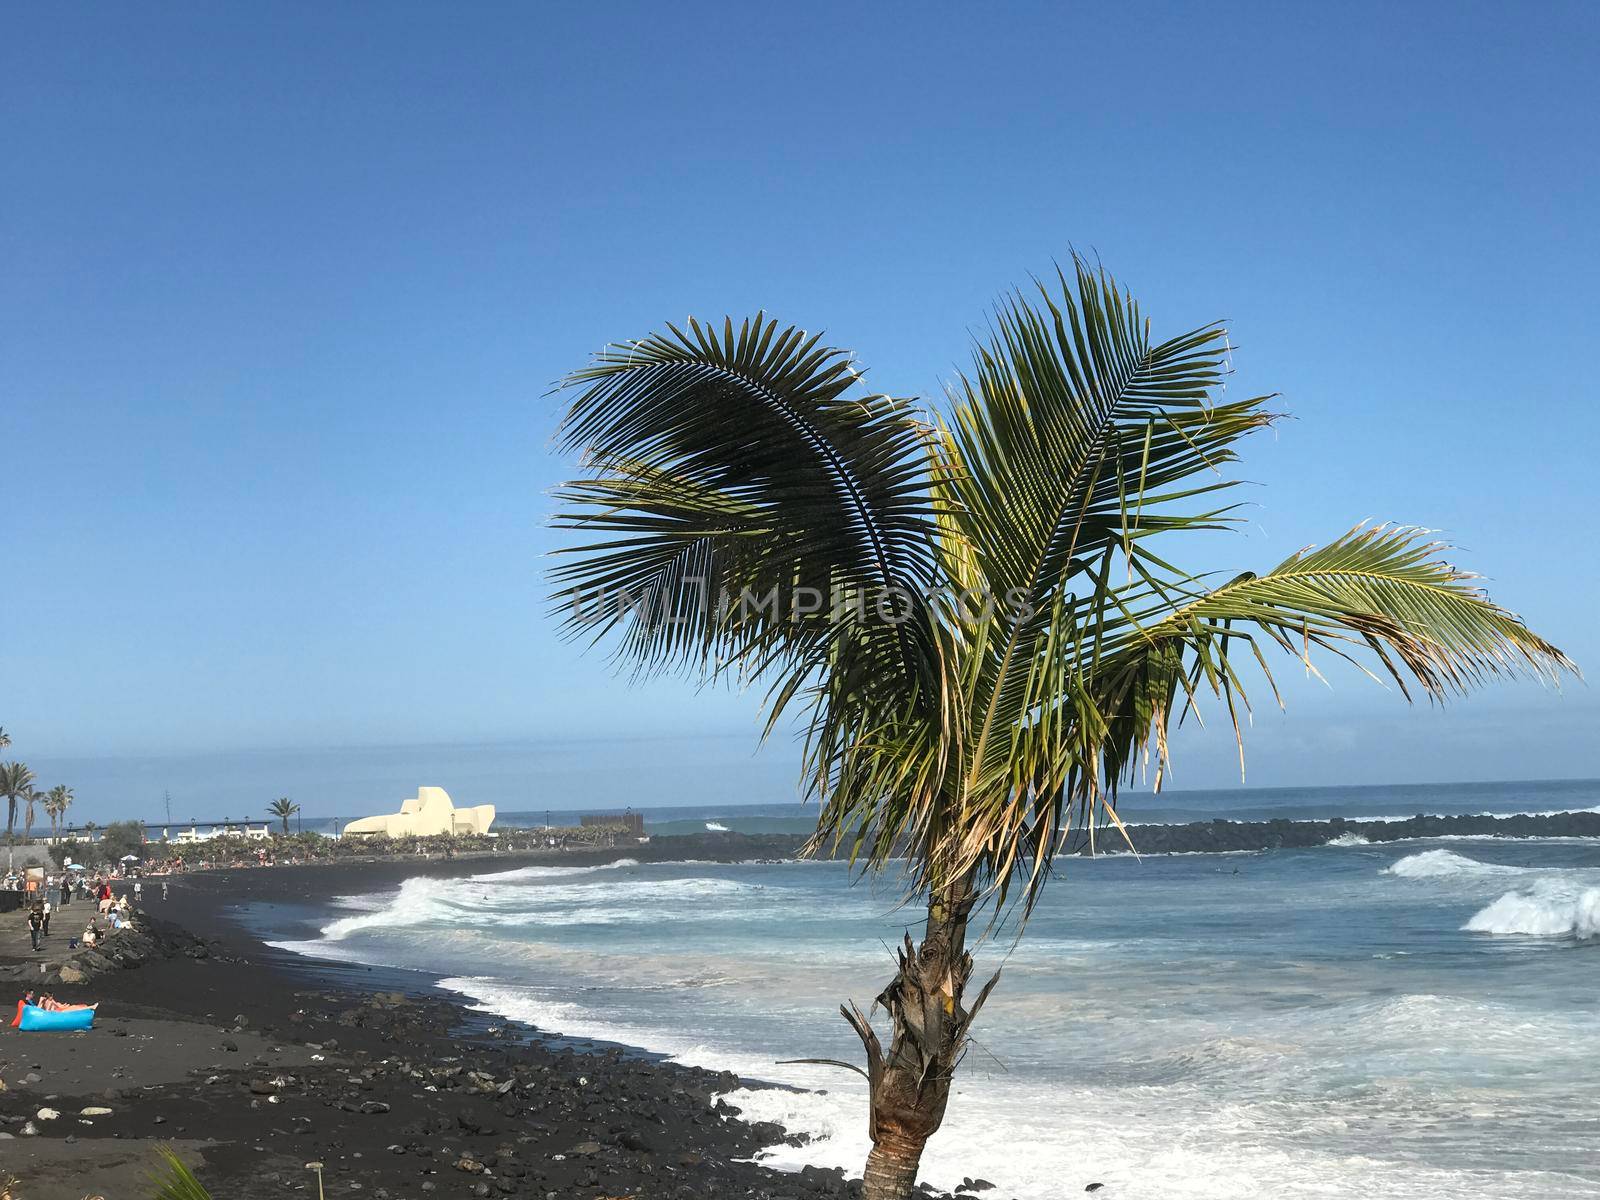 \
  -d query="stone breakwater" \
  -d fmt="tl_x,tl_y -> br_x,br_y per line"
633,811 -> 1600,863
1066,809 -> 1600,855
